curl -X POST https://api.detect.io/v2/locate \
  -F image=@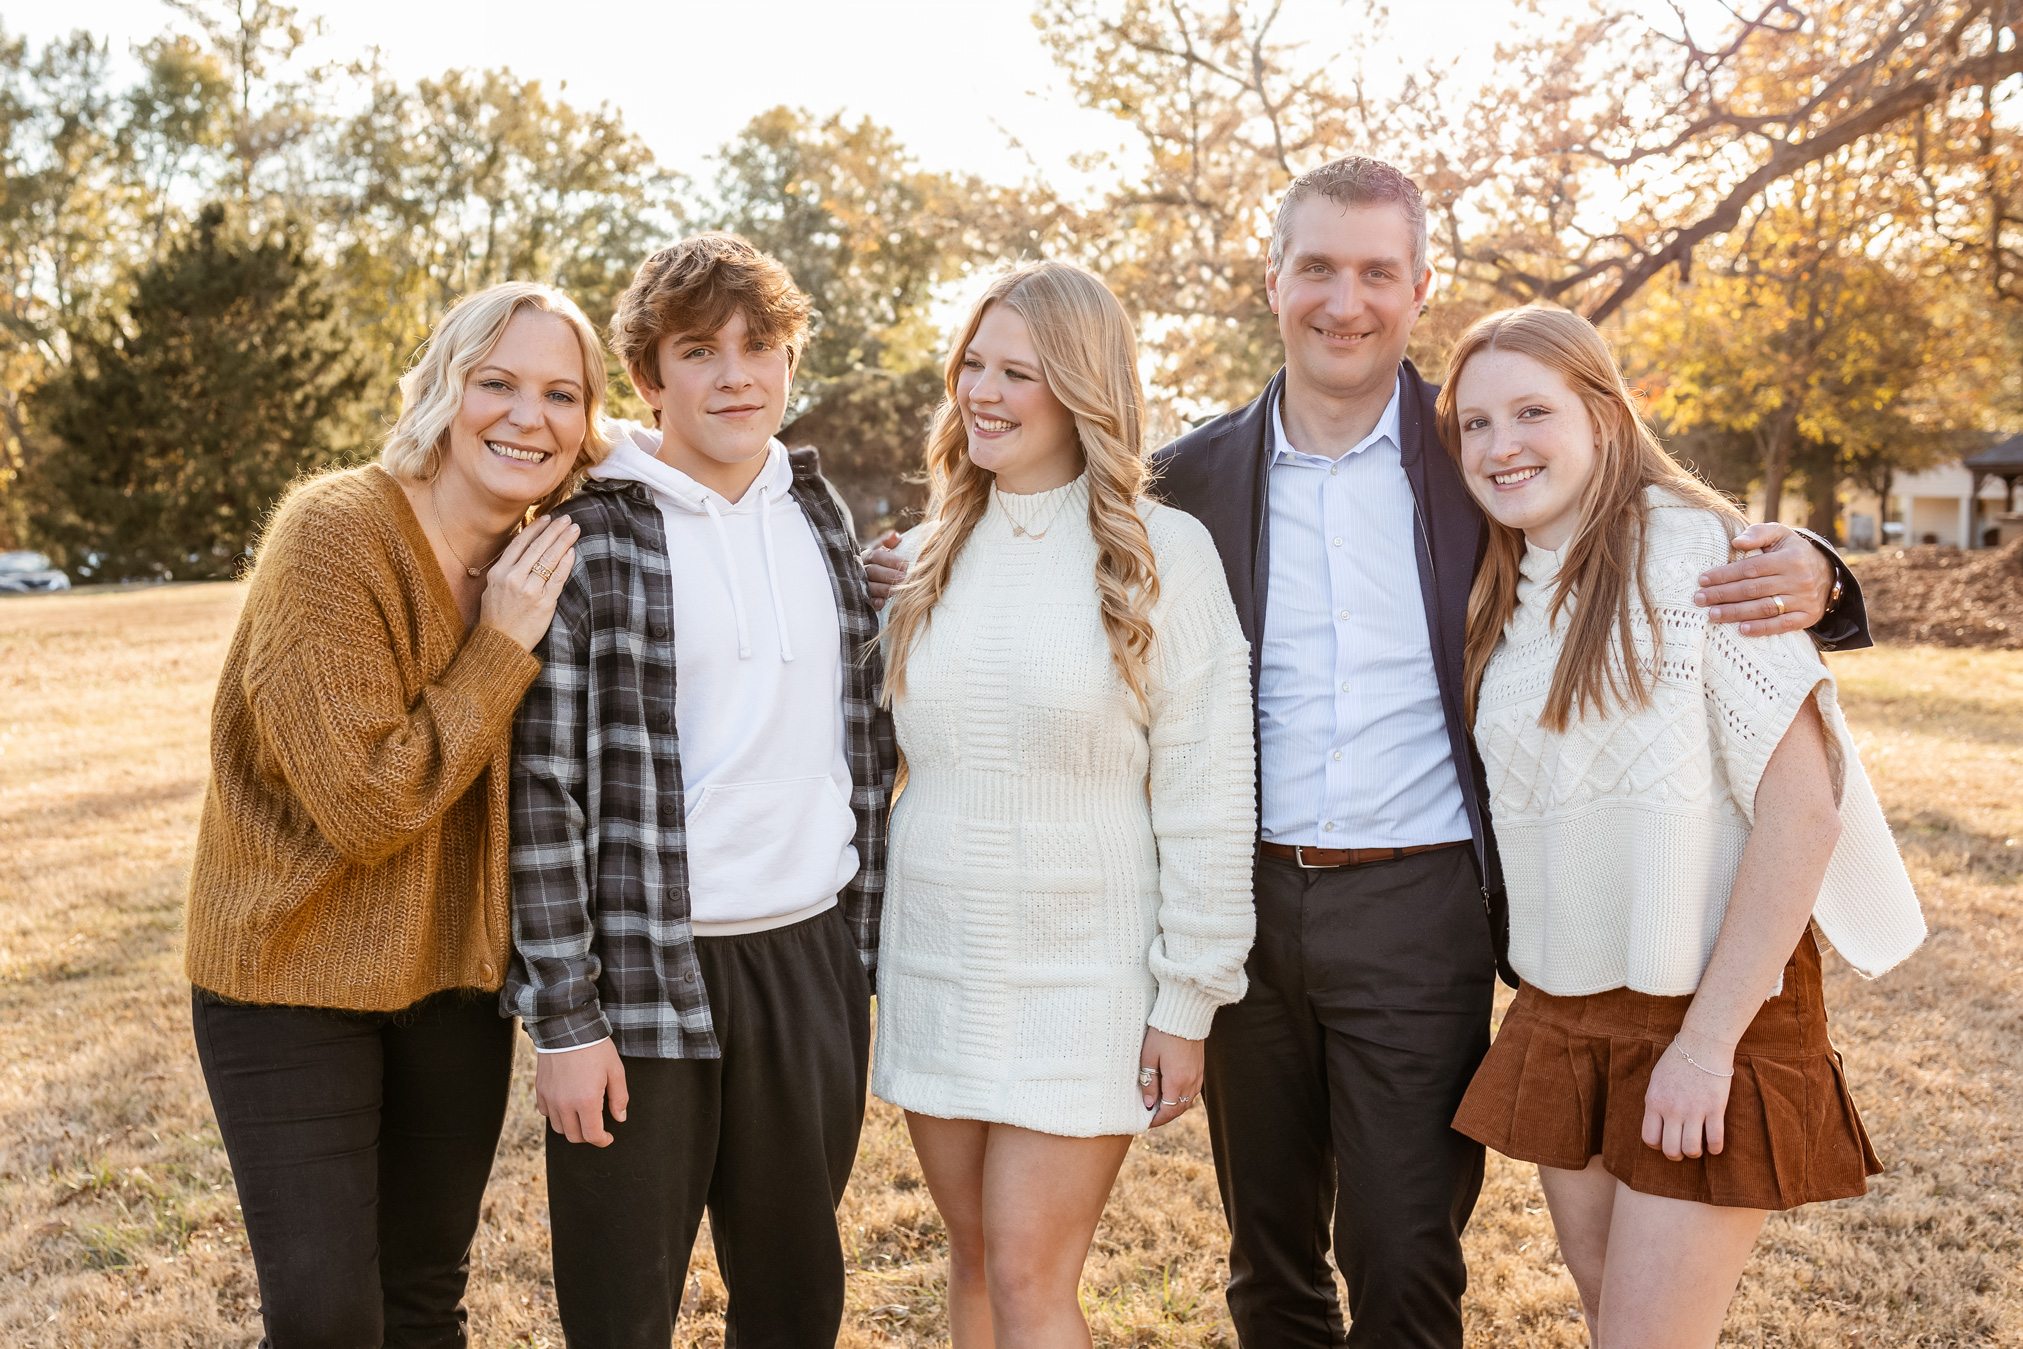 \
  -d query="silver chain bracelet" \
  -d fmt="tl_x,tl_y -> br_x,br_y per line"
1671,1039 -> 1735,1079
